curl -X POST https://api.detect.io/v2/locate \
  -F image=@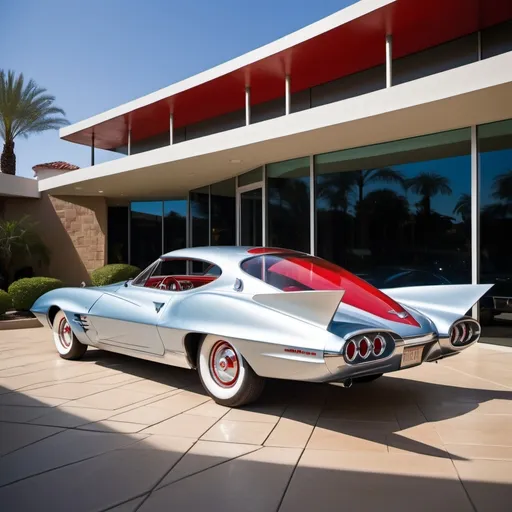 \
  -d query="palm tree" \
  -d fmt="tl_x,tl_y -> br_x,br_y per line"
0,70 -> 69,175
453,193 -> 471,222
0,216 -> 49,285
405,172 -> 452,216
